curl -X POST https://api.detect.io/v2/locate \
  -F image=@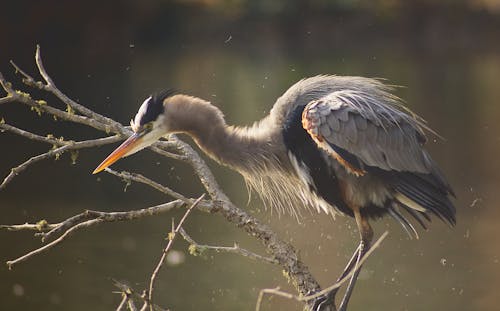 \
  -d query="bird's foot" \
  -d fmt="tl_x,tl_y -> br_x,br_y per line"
311,290 -> 337,311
